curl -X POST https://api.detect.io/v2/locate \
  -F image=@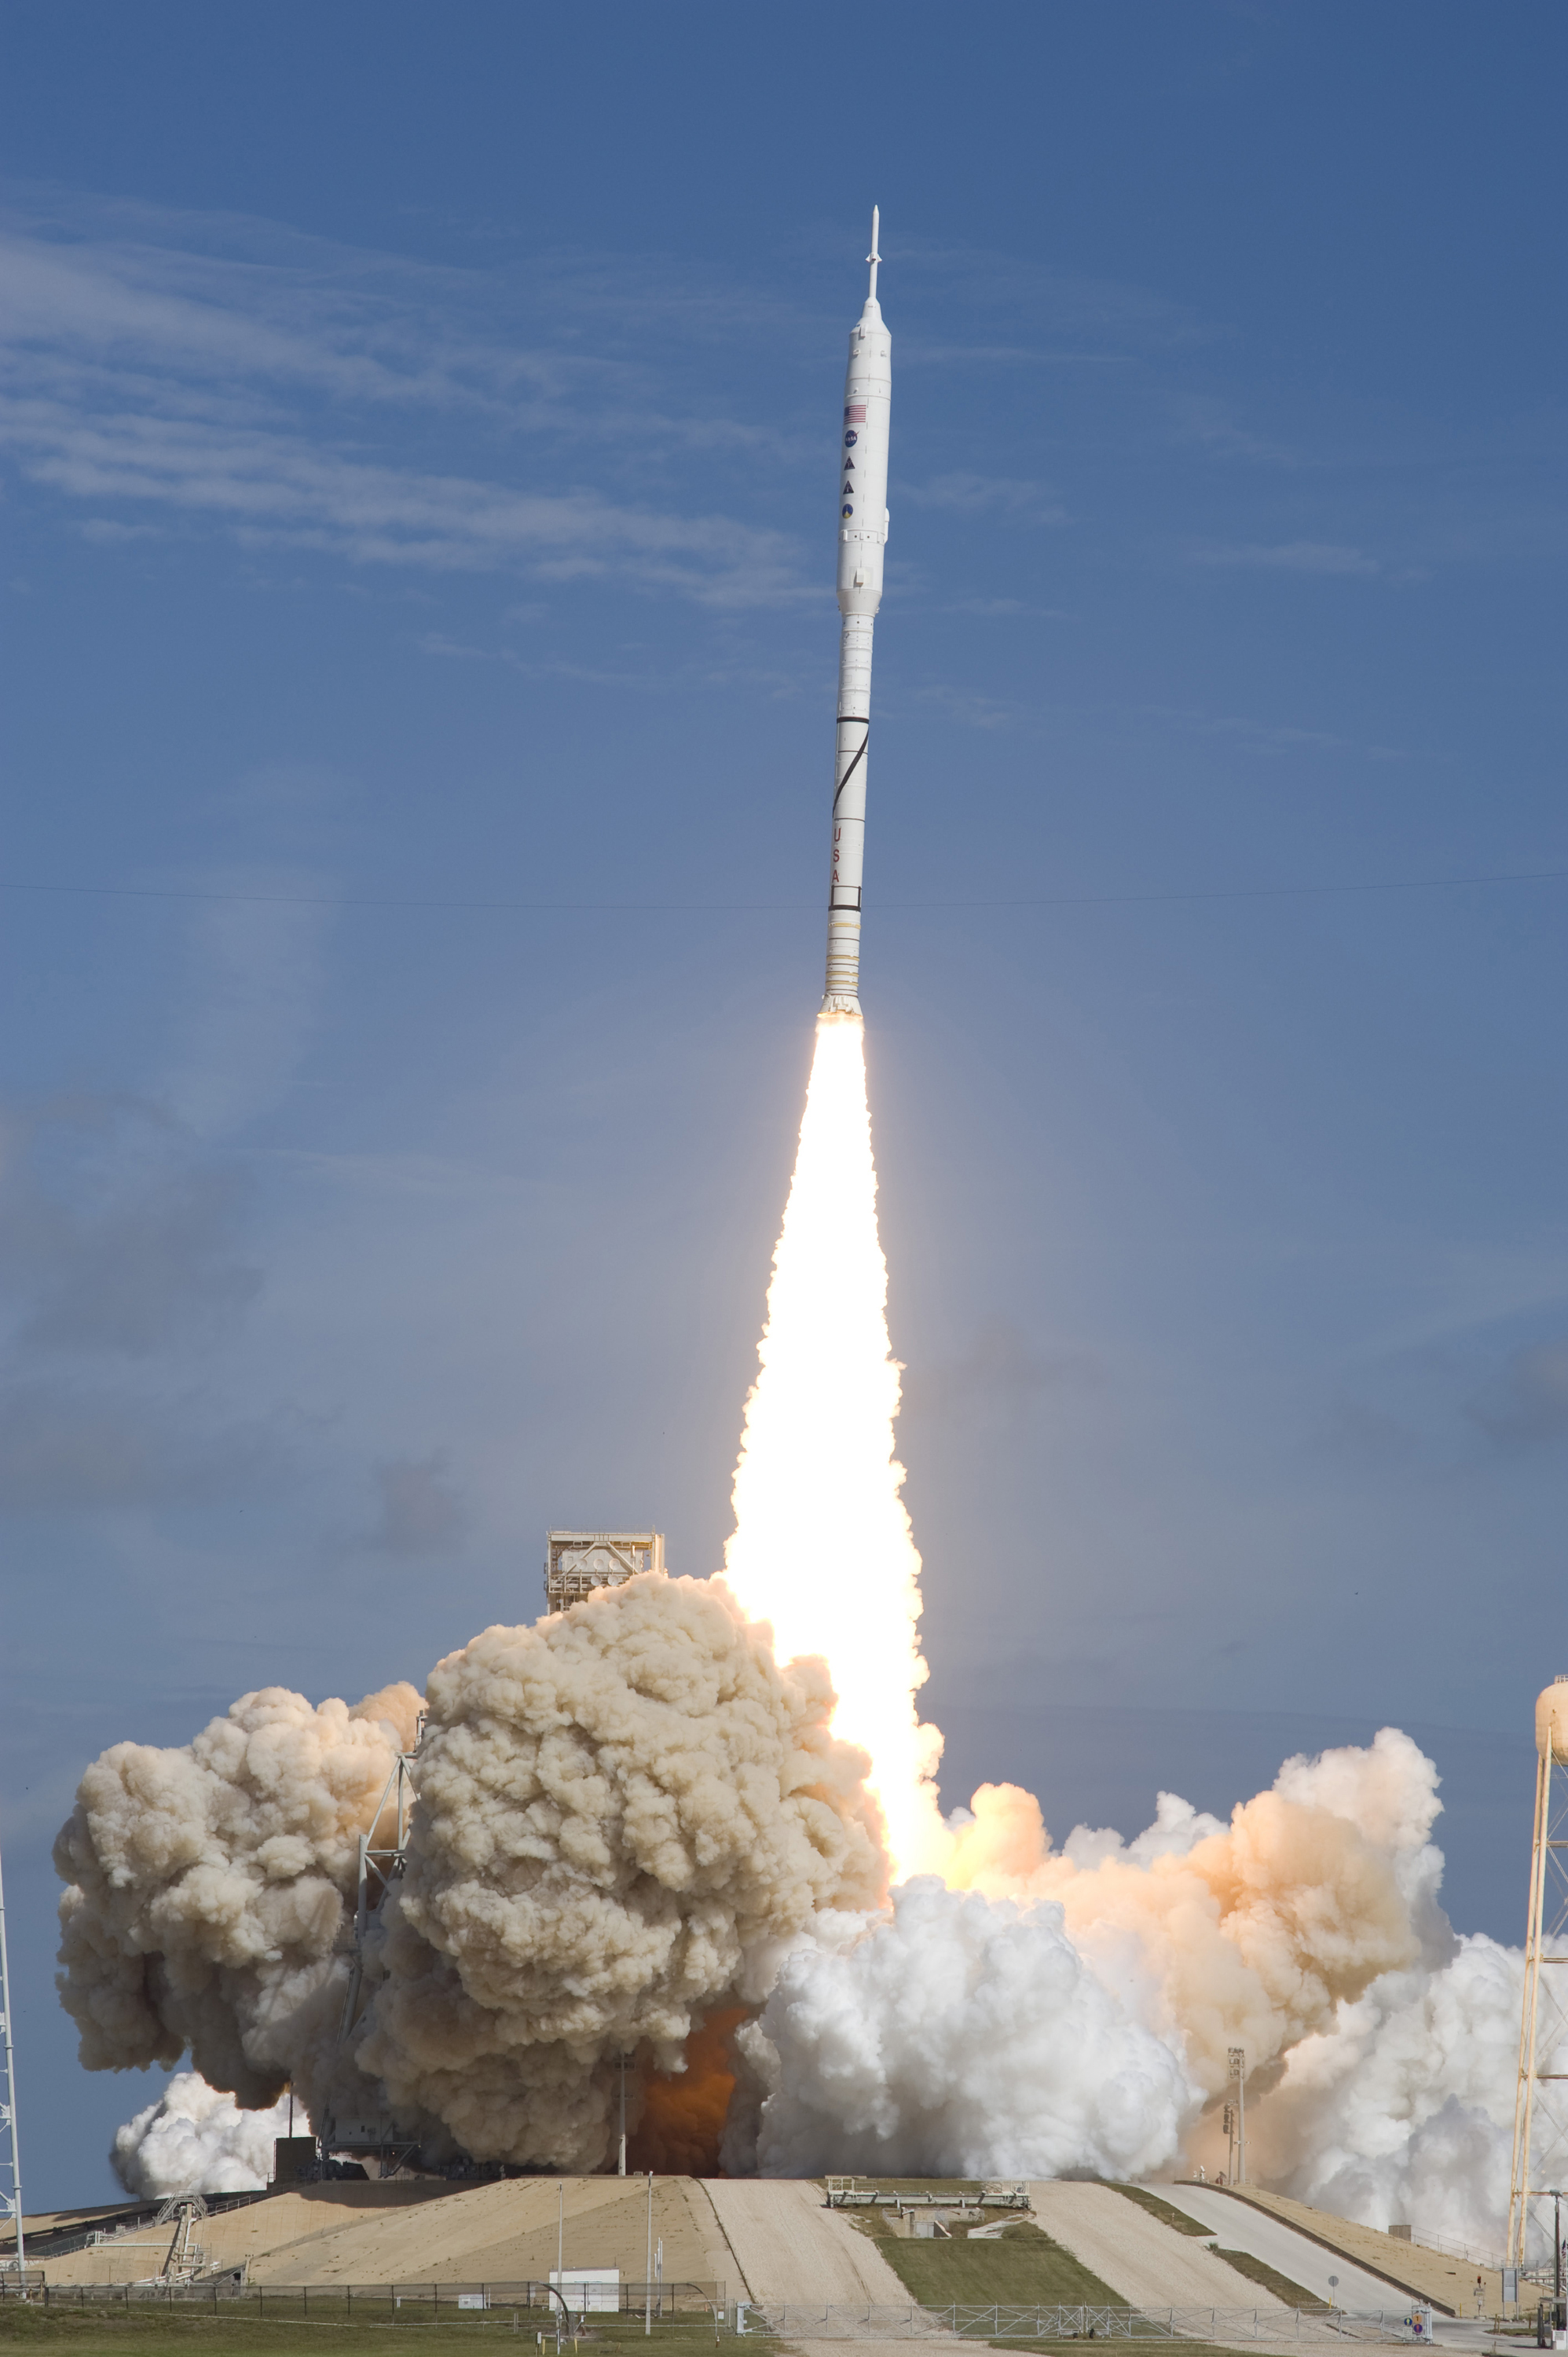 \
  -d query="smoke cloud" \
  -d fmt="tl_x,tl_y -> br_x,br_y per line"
738,1879 -> 1199,2181
112,2073 -> 293,2199
58,1574 -> 883,2174
721,1727 -> 1519,2243
70,1620 -> 1523,2240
